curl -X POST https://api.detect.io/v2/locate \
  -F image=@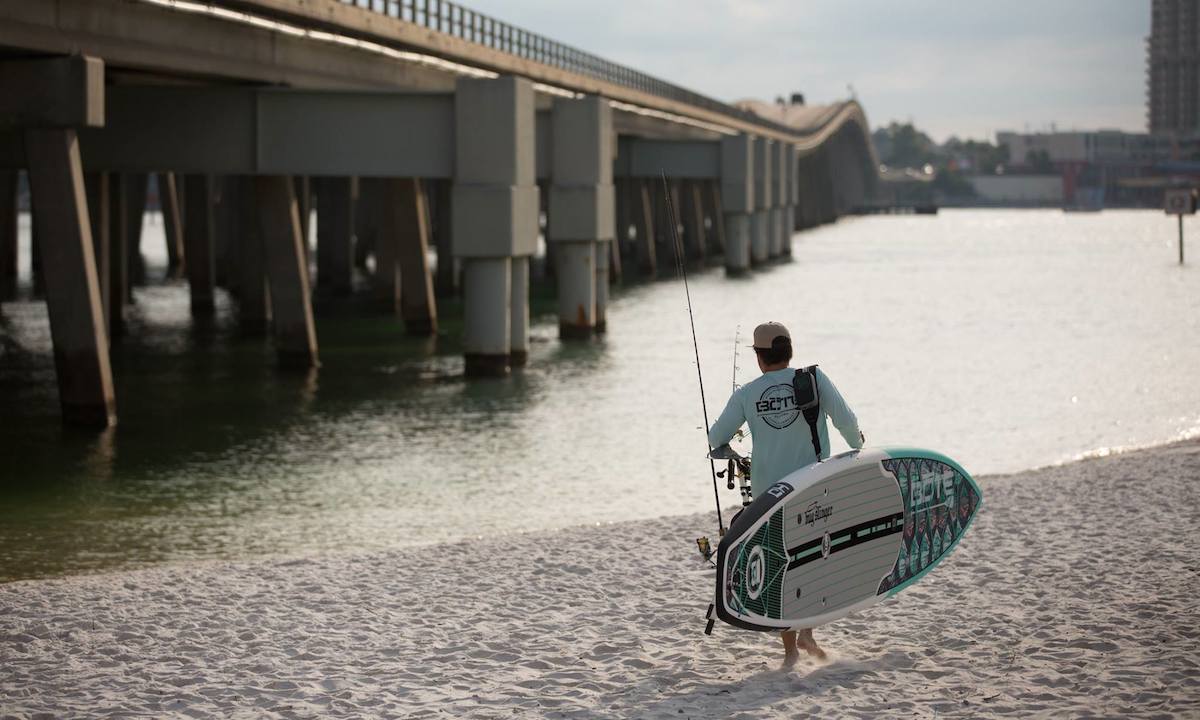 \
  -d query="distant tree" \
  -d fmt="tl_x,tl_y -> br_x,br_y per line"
872,122 -> 939,168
